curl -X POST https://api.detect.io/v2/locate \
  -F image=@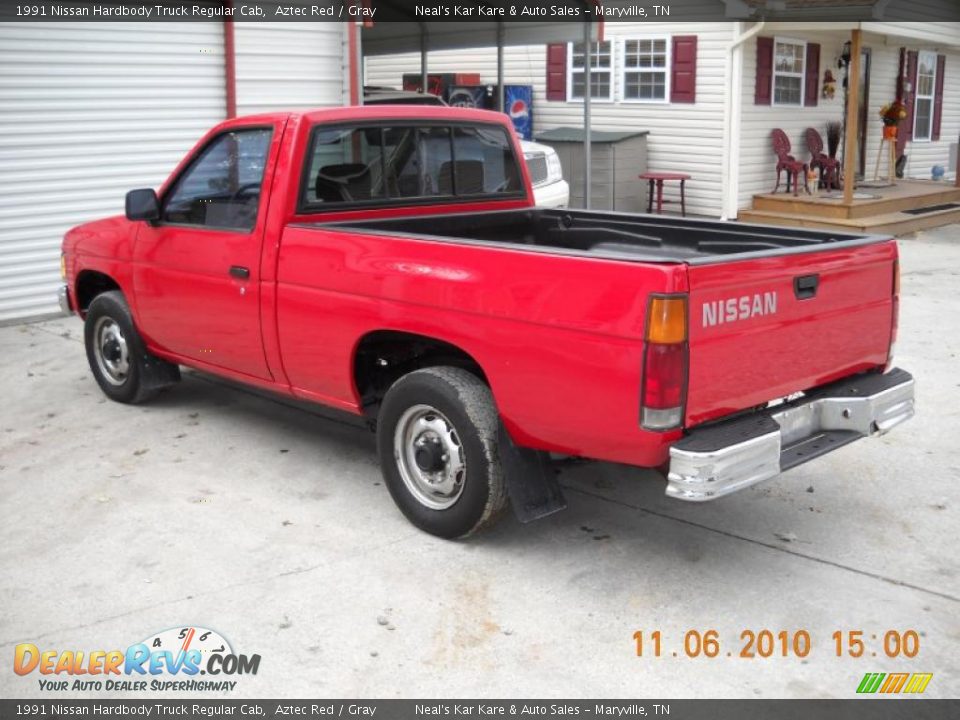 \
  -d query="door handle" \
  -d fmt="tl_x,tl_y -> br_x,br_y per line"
229,265 -> 250,280
794,274 -> 819,300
